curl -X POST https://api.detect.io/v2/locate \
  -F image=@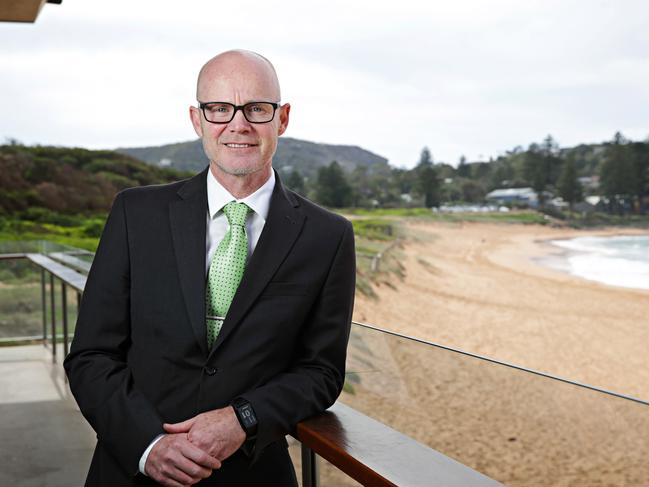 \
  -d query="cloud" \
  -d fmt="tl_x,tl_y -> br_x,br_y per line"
2,0 -> 648,165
